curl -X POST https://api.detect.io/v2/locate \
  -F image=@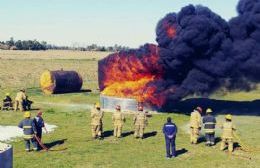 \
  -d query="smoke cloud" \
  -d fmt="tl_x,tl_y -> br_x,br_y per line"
99,0 -> 260,109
